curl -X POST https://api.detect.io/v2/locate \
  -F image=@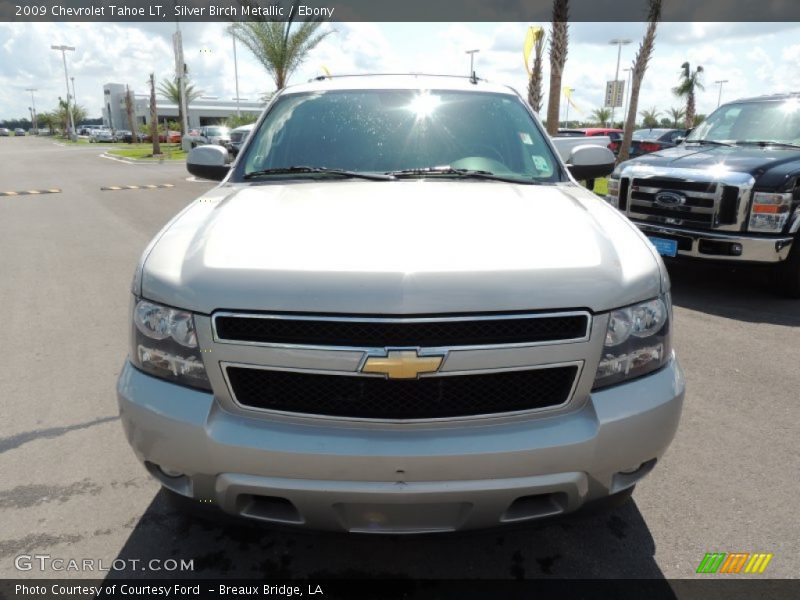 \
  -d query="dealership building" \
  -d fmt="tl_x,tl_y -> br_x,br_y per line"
101,83 -> 264,130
